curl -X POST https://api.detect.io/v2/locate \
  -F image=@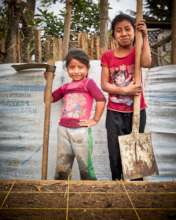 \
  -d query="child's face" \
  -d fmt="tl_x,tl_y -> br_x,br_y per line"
114,20 -> 135,48
67,58 -> 88,81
